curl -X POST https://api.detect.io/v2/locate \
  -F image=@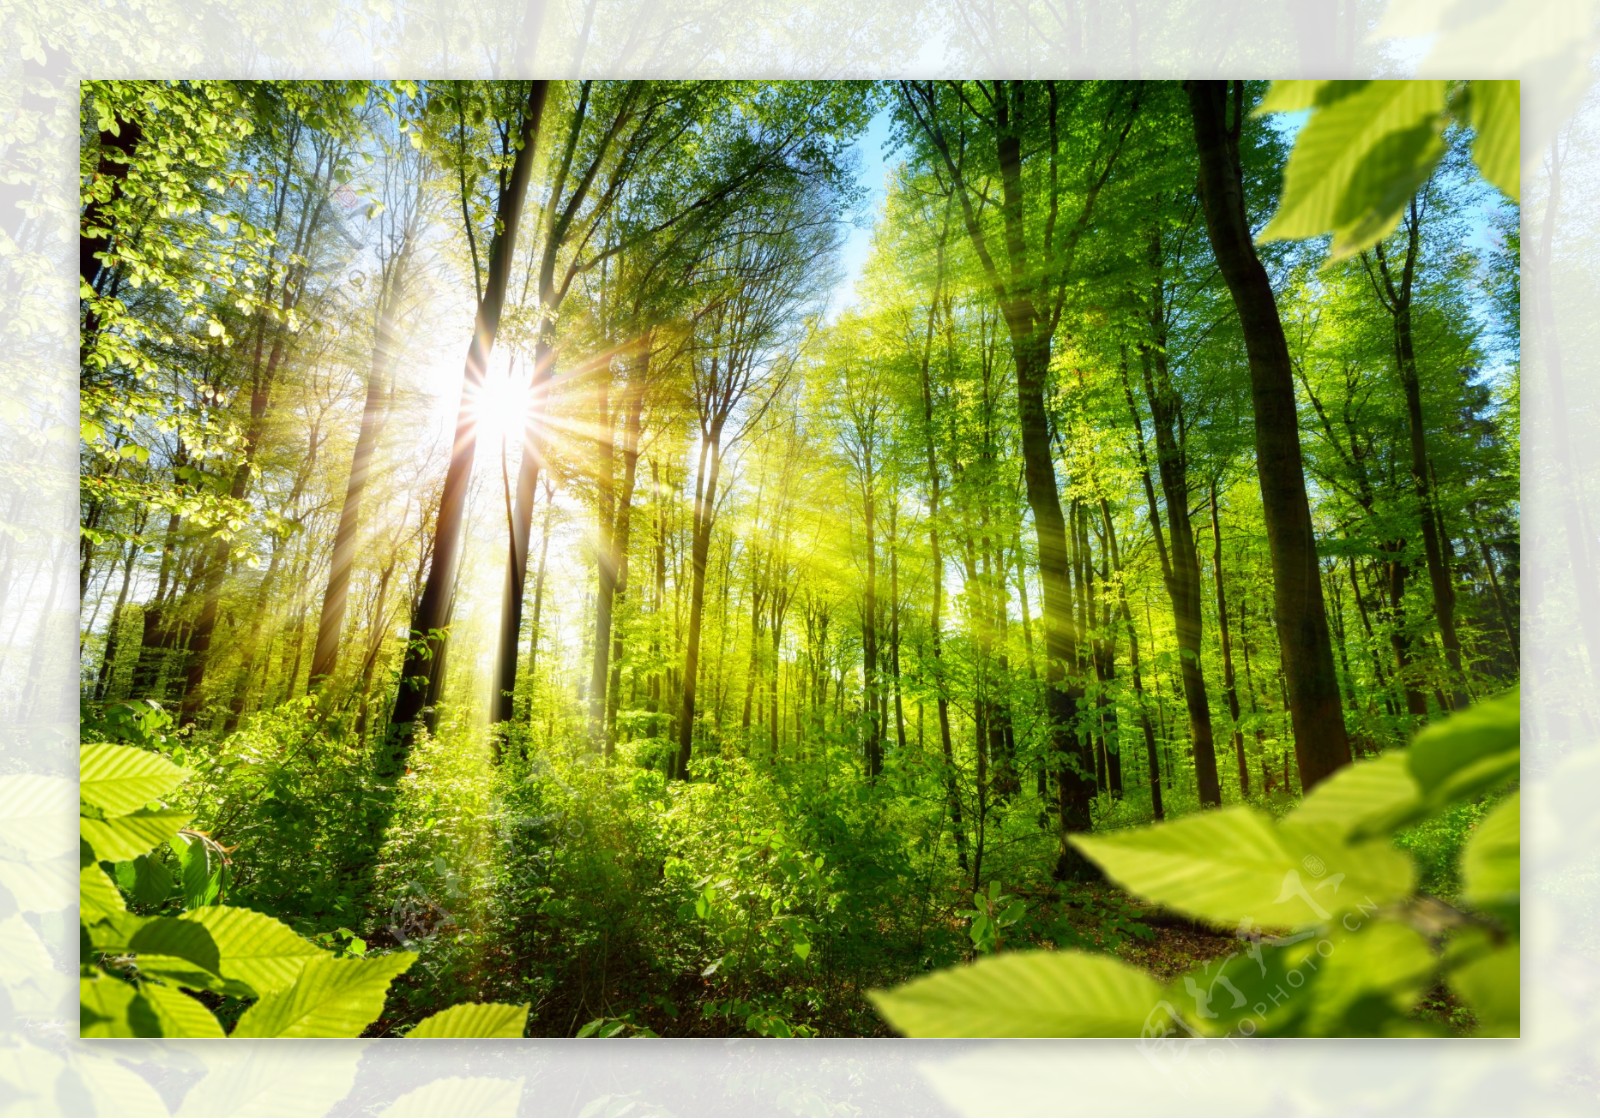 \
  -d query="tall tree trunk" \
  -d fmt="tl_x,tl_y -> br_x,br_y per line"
388,80 -> 548,765
917,260 -> 967,868
1186,78 -> 1352,791
1099,498 -> 1161,818
586,374 -> 617,745
93,533 -> 142,701
860,438 -> 882,780
1370,208 -> 1467,707
889,492 -> 907,756
1209,482 -> 1249,796
673,425 -> 724,780
605,348 -> 649,745
310,229 -> 413,691
1138,281 -> 1220,805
